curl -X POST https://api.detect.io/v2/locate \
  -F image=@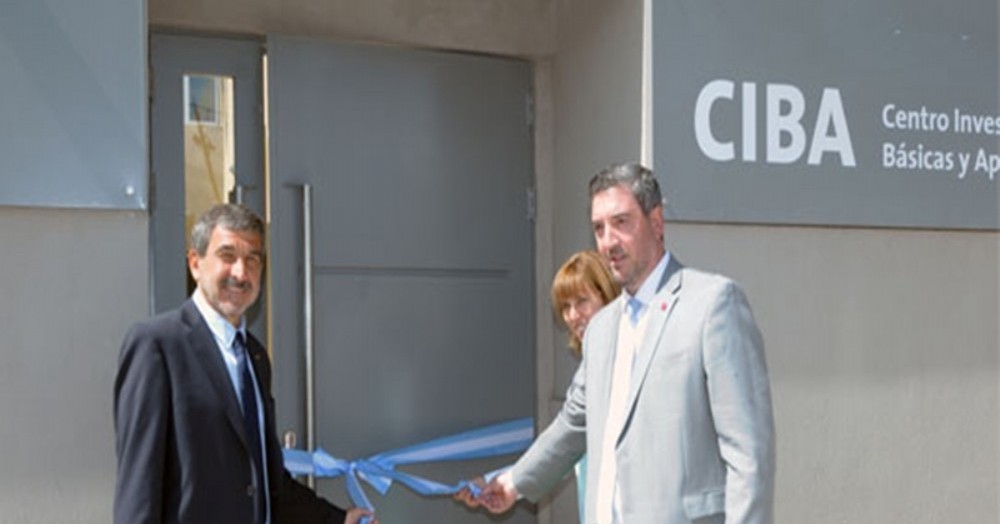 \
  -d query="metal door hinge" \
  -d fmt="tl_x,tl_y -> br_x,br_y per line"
148,63 -> 155,104
525,92 -> 535,129
526,187 -> 537,223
